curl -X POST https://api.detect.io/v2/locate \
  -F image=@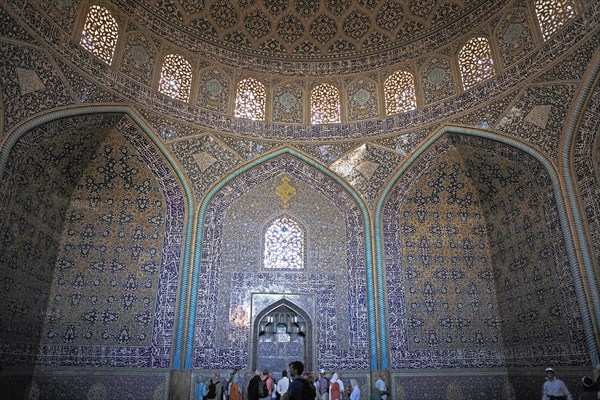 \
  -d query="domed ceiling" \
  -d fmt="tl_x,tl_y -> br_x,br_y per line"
143,0 -> 490,59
